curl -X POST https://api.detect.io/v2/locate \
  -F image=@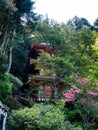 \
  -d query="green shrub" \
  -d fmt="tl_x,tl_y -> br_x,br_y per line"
74,126 -> 83,130
64,107 -> 81,122
0,74 -> 12,99
7,103 -> 65,130
0,52 -> 12,99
